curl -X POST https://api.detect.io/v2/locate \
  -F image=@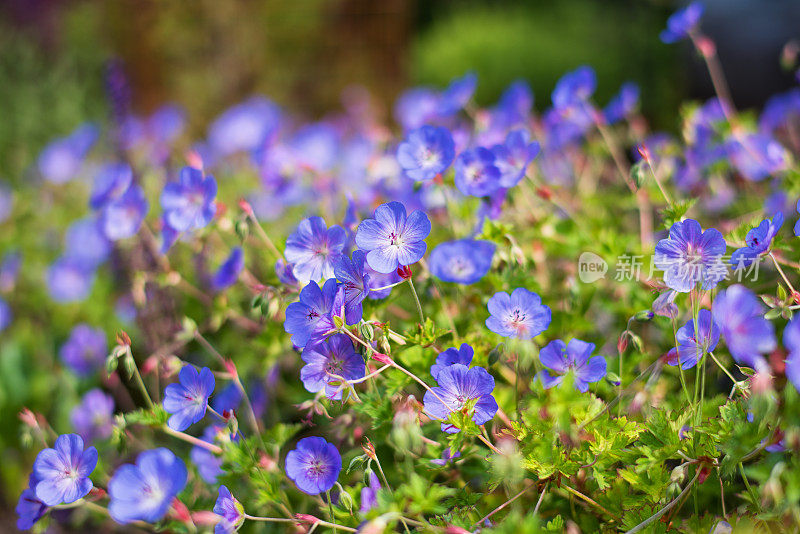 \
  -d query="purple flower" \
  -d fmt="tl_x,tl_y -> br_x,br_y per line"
276,258 -> 300,286
0,297 -> 10,332
32,434 -> 97,505
300,334 -> 365,400
439,72 -> 478,116
430,448 -> 461,466
163,366 -> 215,431
727,134 -> 788,182
491,130 -> 540,188
486,288 -> 551,339
212,247 -> 244,291
429,239 -> 495,285
360,471 -> 381,514
213,485 -> 245,534
604,82 -> 640,124
16,473 -> 48,530
431,343 -> 474,380
396,125 -> 455,182
783,317 -> 800,393
285,217 -> 347,283
423,364 -> 498,433
70,389 -> 115,443
394,88 -> 441,131
60,324 -> 107,377
333,250 -> 371,324
285,436 -> 342,495
47,258 -> 95,303
100,183 -> 149,240
108,448 -> 188,524
284,279 -> 339,349
366,265 -> 402,300
654,219 -> 727,293
731,213 -> 783,268
712,285 -> 776,370
666,309 -> 720,370
355,201 -> 431,274
538,339 -> 607,392
89,162 -> 133,210
37,123 -> 98,184
65,218 -> 111,269
160,167 -> 217,232
552,66 -> 596,110
290,123 -> 340,173
208,97 -> 281,156
660,2 -> 704,43
454,147 -> 502,197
